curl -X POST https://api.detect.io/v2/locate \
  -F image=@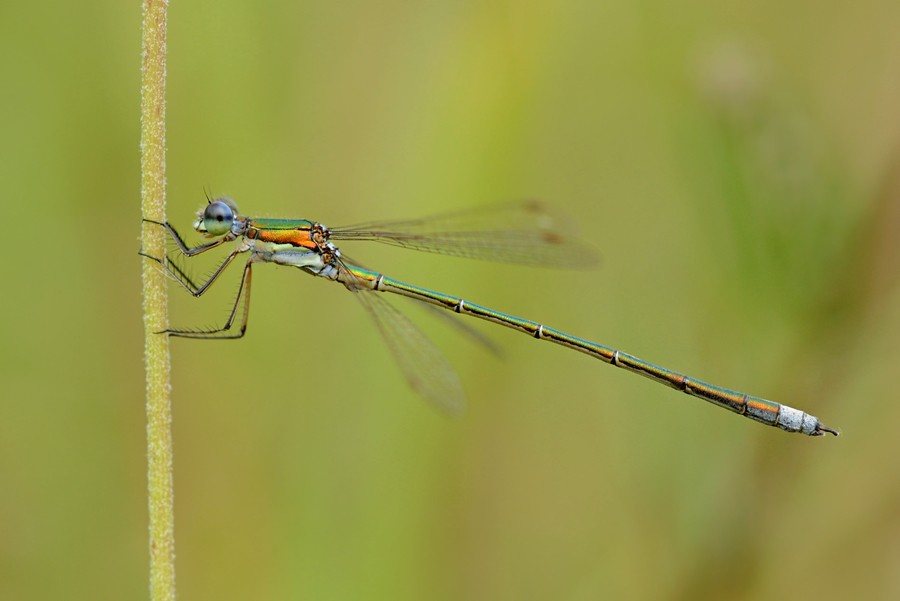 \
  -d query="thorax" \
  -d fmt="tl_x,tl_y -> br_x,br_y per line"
245,218 -> 317,252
